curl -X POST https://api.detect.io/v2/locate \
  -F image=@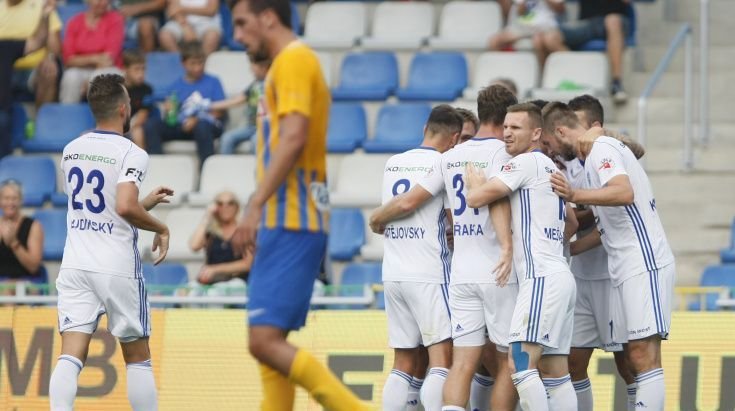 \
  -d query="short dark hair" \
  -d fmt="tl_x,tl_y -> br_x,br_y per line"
454,107 -> 479,131
568,94 -> 604,126
527,99 -> 549,110
122,49 -> 145,67
541,101 -> 580,136
87,74 -> 127,121
477,84 -> 518,126
180,40 -> 206,62
491,77 -> 518,97
426,104 -> 464,137
233,0 -> 292,29
507,102 -> 542,129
